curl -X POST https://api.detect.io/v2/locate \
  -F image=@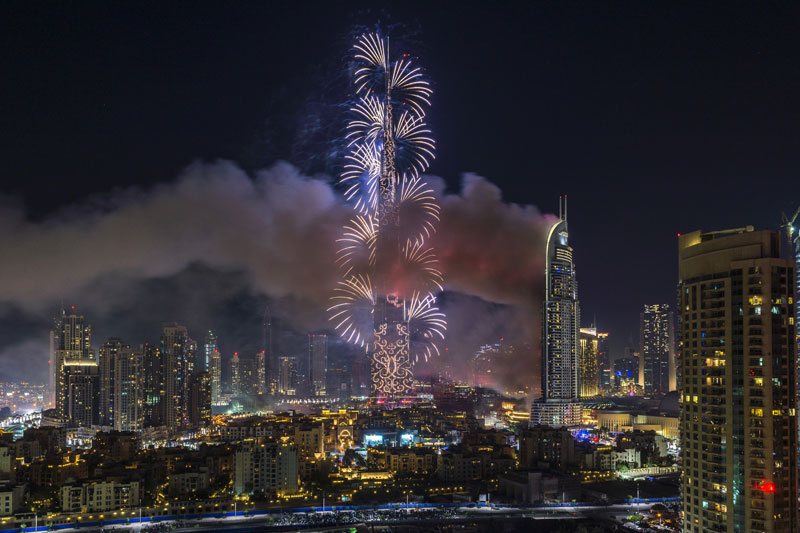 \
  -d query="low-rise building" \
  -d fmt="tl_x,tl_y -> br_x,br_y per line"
60,480 -> 140,513
169,465 -> 210,497
518,425 -> 576,471
369,446 -> 437,474
499,471 -> 580,504
0,485 -> 24,517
